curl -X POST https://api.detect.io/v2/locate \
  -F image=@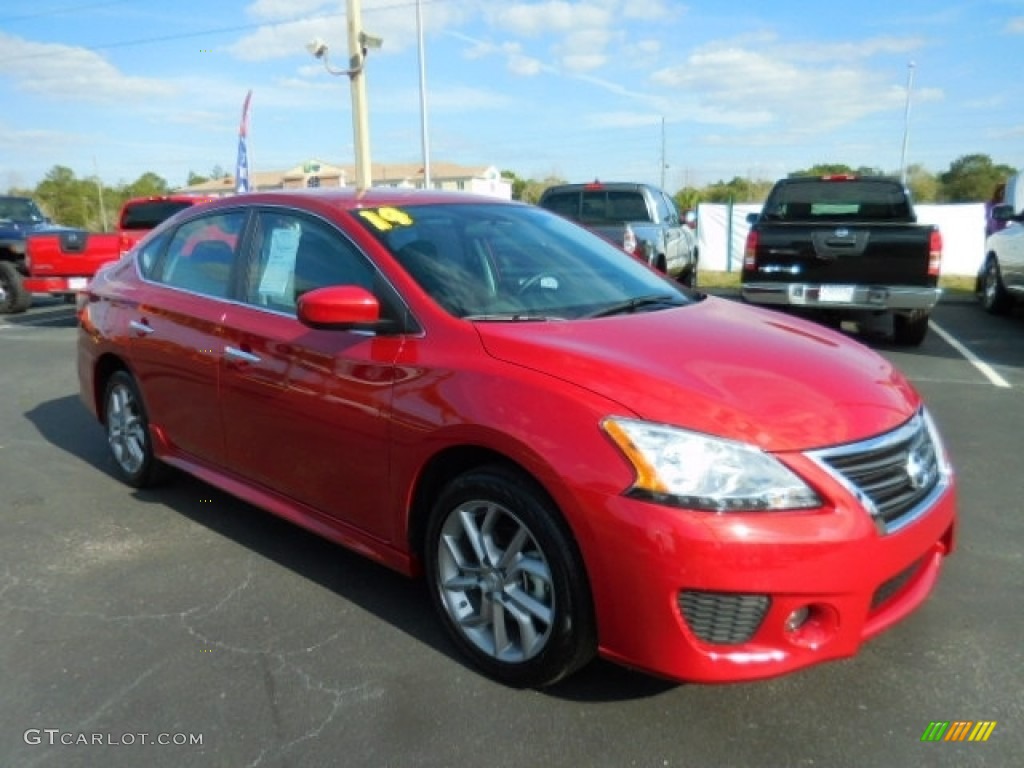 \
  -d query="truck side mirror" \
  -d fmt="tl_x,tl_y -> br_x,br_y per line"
745,212 -> 759,225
